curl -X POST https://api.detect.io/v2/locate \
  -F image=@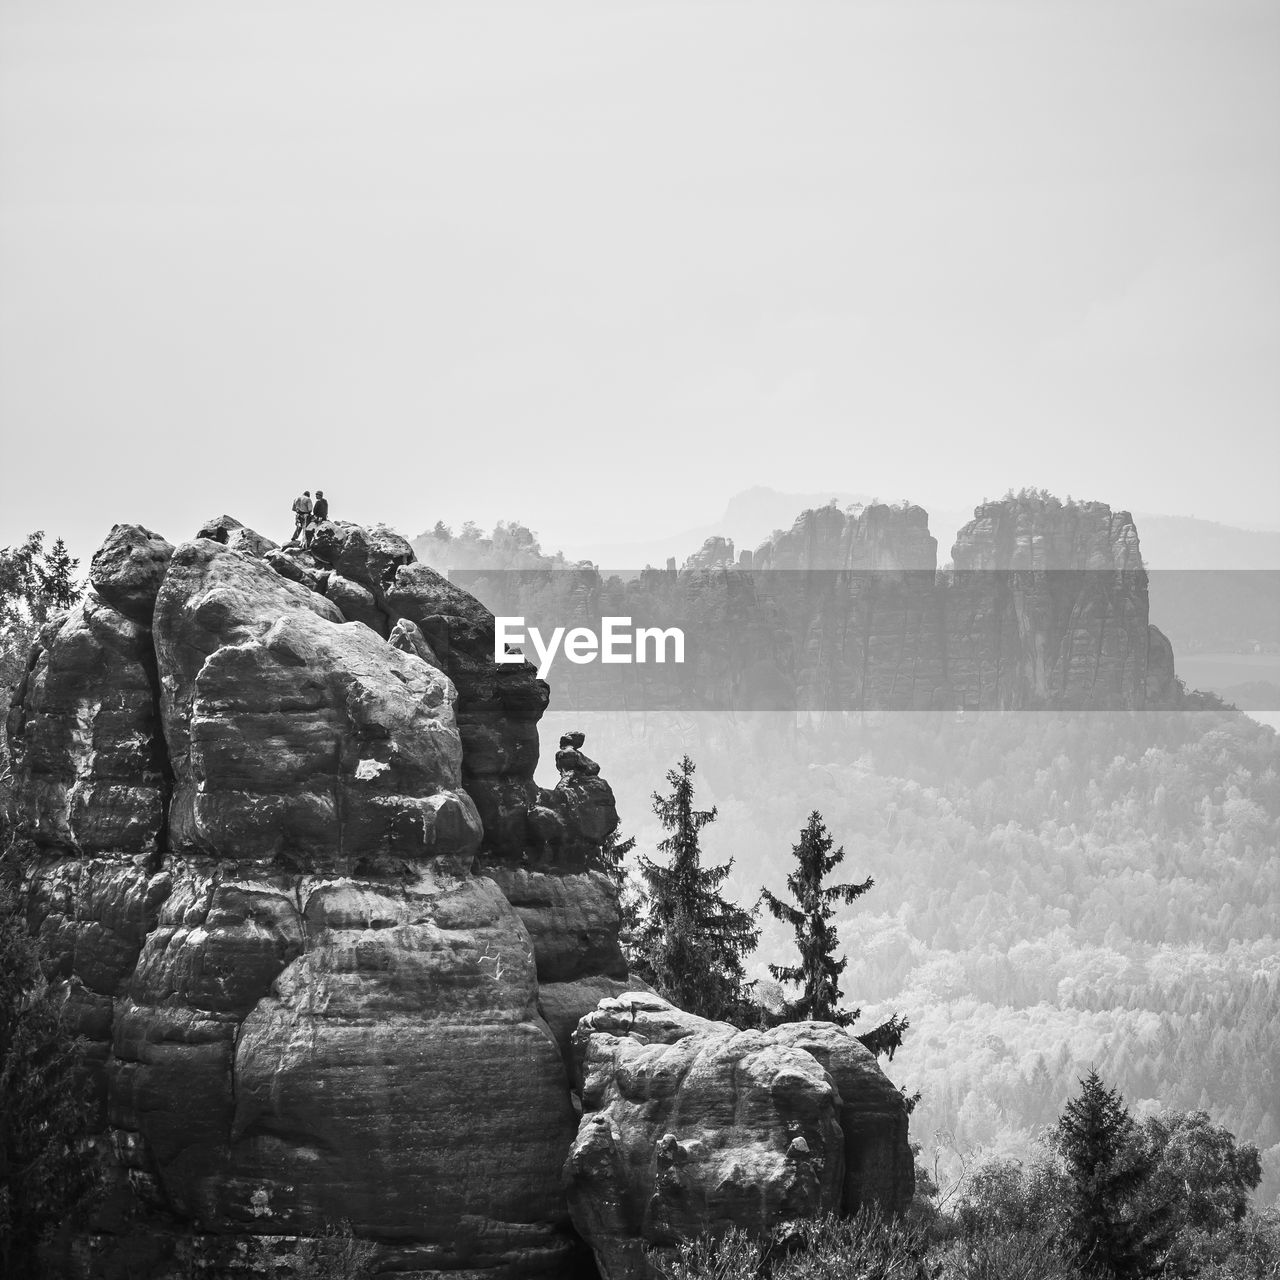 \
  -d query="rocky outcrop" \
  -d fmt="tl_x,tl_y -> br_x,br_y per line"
943,498 -> 1164,709
6,595 -> 168,856
153,539 -> 478,871
753,497 -> 1176,710
6,515 -> 922,1279
88,523 -> 175,625
5,518 -> 620,1278
564,993 -> 914,1280
751,501 -> 938,573
462,497 -> 1179,714
682,536 -> 737,572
